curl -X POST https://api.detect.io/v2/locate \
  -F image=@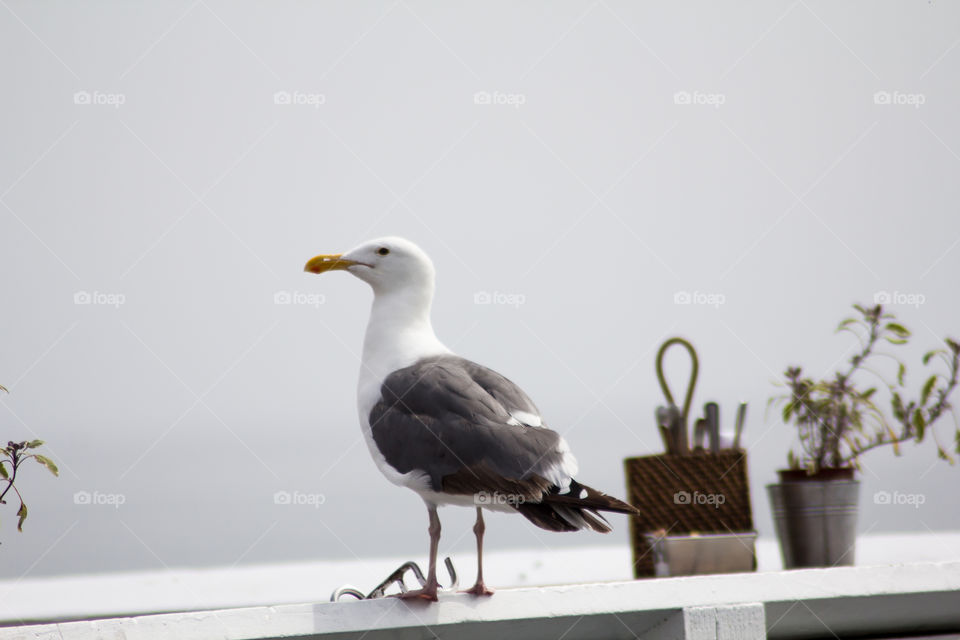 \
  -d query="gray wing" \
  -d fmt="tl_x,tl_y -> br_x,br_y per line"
368,355 -> 565,496
454,358 -> 543,426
